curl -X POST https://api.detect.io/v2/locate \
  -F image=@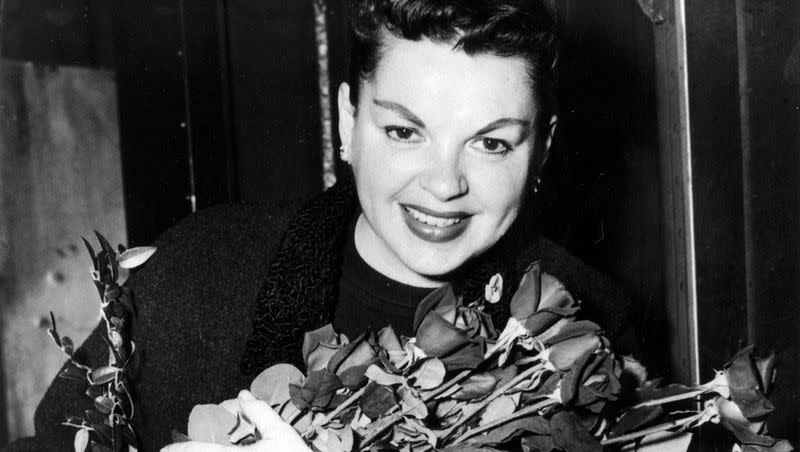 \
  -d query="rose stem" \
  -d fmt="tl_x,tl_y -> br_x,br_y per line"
631,388 -> 707,409
286,407 -> 307,426
307,385 -> 368,433
599,412 -> 700,446
452,398 -> 556,444
438,360 -> 544,443
357,368 -> 474,449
